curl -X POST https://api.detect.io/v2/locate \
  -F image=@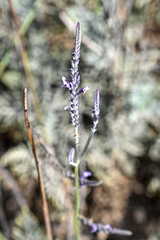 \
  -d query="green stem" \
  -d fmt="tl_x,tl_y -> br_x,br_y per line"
78,121 -> 97,163
74,127 -> 80,240
74,164 -> 80,240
